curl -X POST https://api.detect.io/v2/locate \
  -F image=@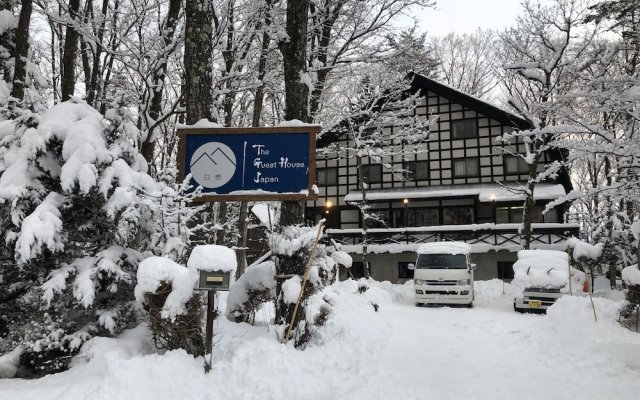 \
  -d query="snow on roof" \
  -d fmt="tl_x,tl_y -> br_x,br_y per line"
622,265 -> 640,286
134,257 -> 195,320
187,245 -> 237,273
417,242 -> 471,255
512,250 -> 584,289
344,183 -> 566,203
